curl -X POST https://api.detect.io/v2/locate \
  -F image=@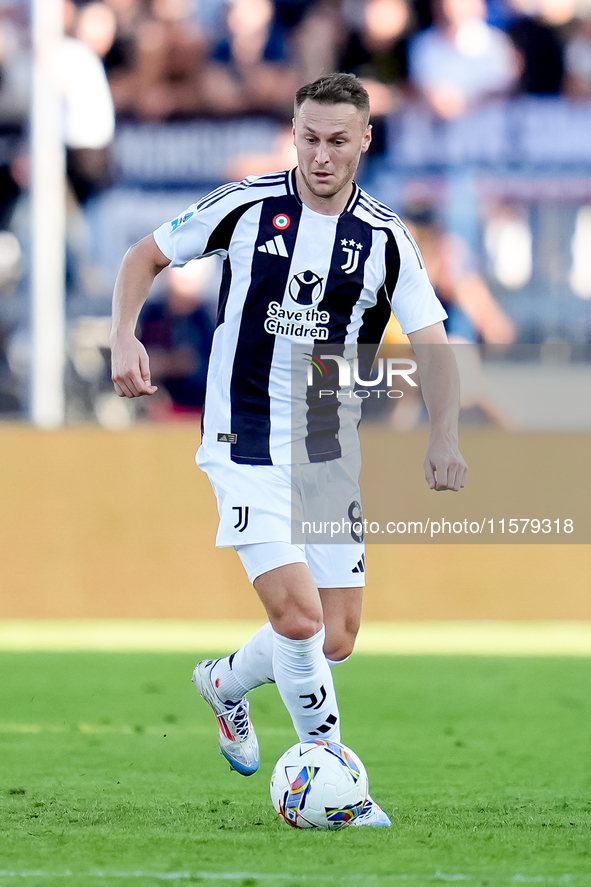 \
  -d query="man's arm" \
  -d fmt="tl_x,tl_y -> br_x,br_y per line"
110,234 -> 170,398
407,321 -> 468,491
